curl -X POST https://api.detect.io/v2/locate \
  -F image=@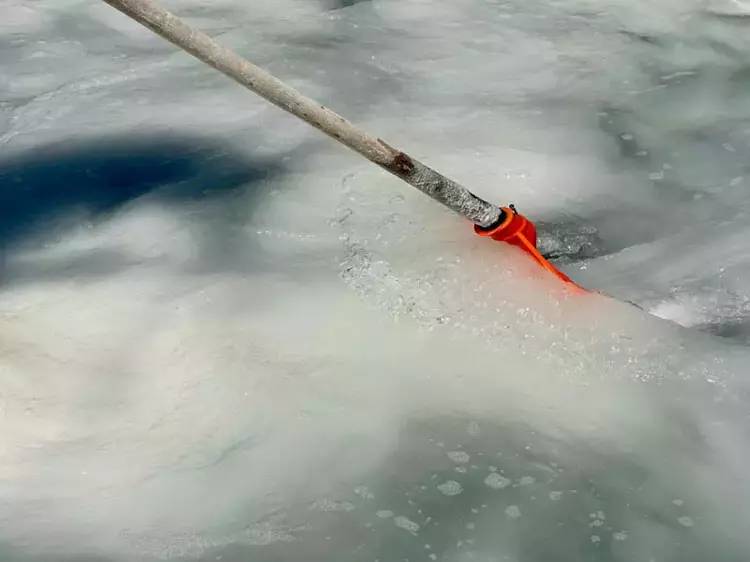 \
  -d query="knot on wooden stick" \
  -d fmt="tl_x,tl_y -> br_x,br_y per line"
390,152 -> 415,175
